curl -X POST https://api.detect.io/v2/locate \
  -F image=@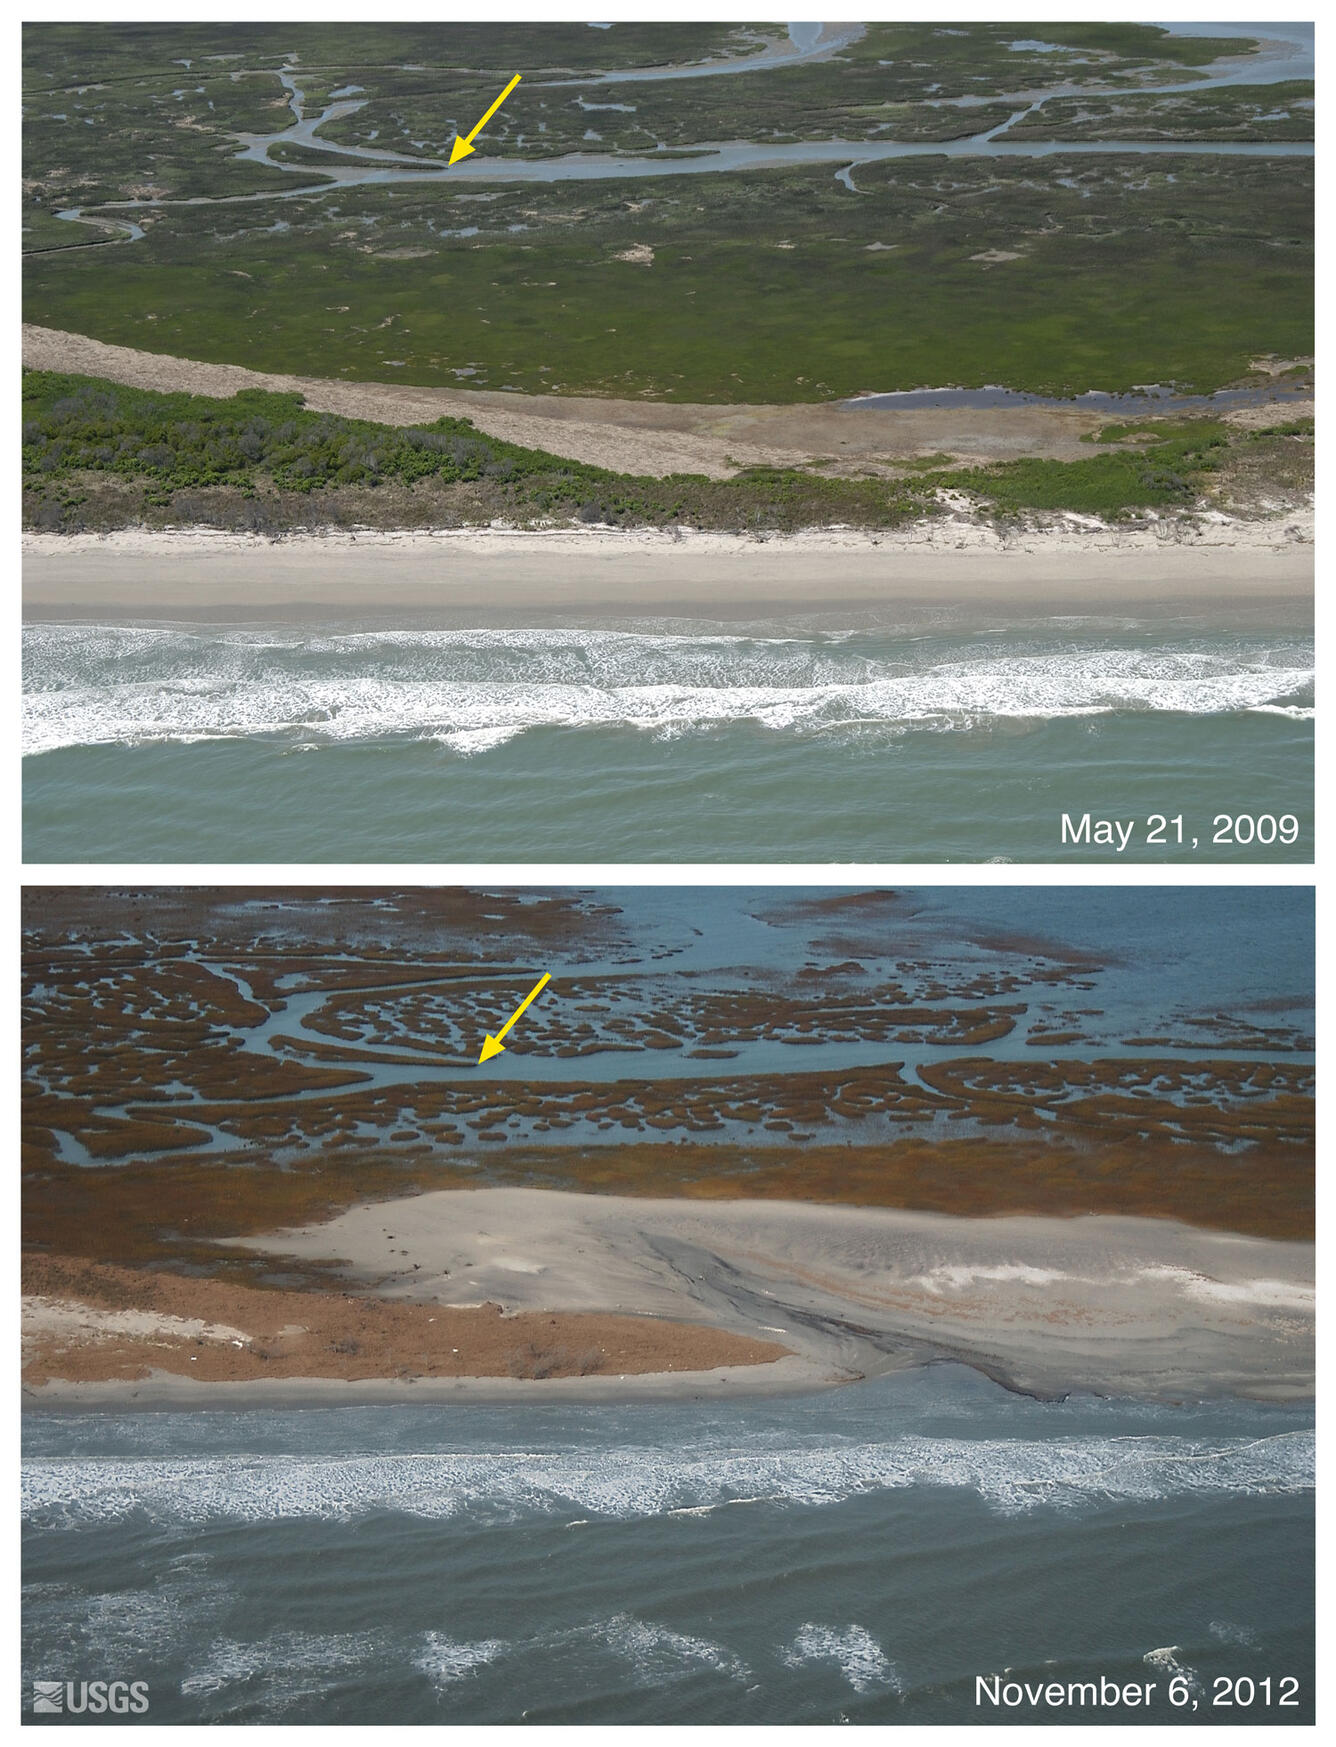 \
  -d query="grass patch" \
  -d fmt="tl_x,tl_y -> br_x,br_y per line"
21,368 -> 932,530
23,155 -> 1313,402
899,451 -> 957,471
931,433 -> 1228,521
